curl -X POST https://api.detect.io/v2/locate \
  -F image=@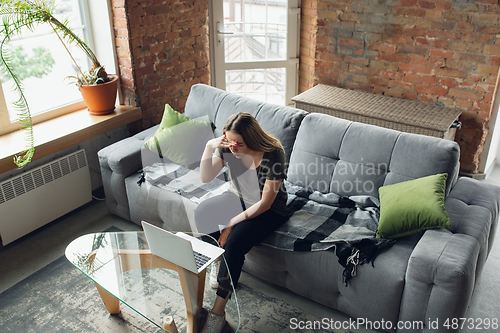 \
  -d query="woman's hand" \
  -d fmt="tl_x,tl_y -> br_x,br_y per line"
218,225 -> 234,247
206,134 -> 238,150
201,135 -> 234,183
